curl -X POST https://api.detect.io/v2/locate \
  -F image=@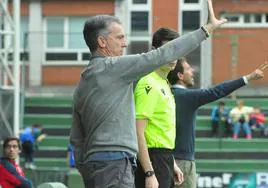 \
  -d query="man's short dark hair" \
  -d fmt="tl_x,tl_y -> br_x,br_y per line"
167,57 -> 187,85
219,101 -> 225,106
152,28 -> 179,49
3,137 -> 21,150
32,124 -> 42,129
83,15 -> 121,53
